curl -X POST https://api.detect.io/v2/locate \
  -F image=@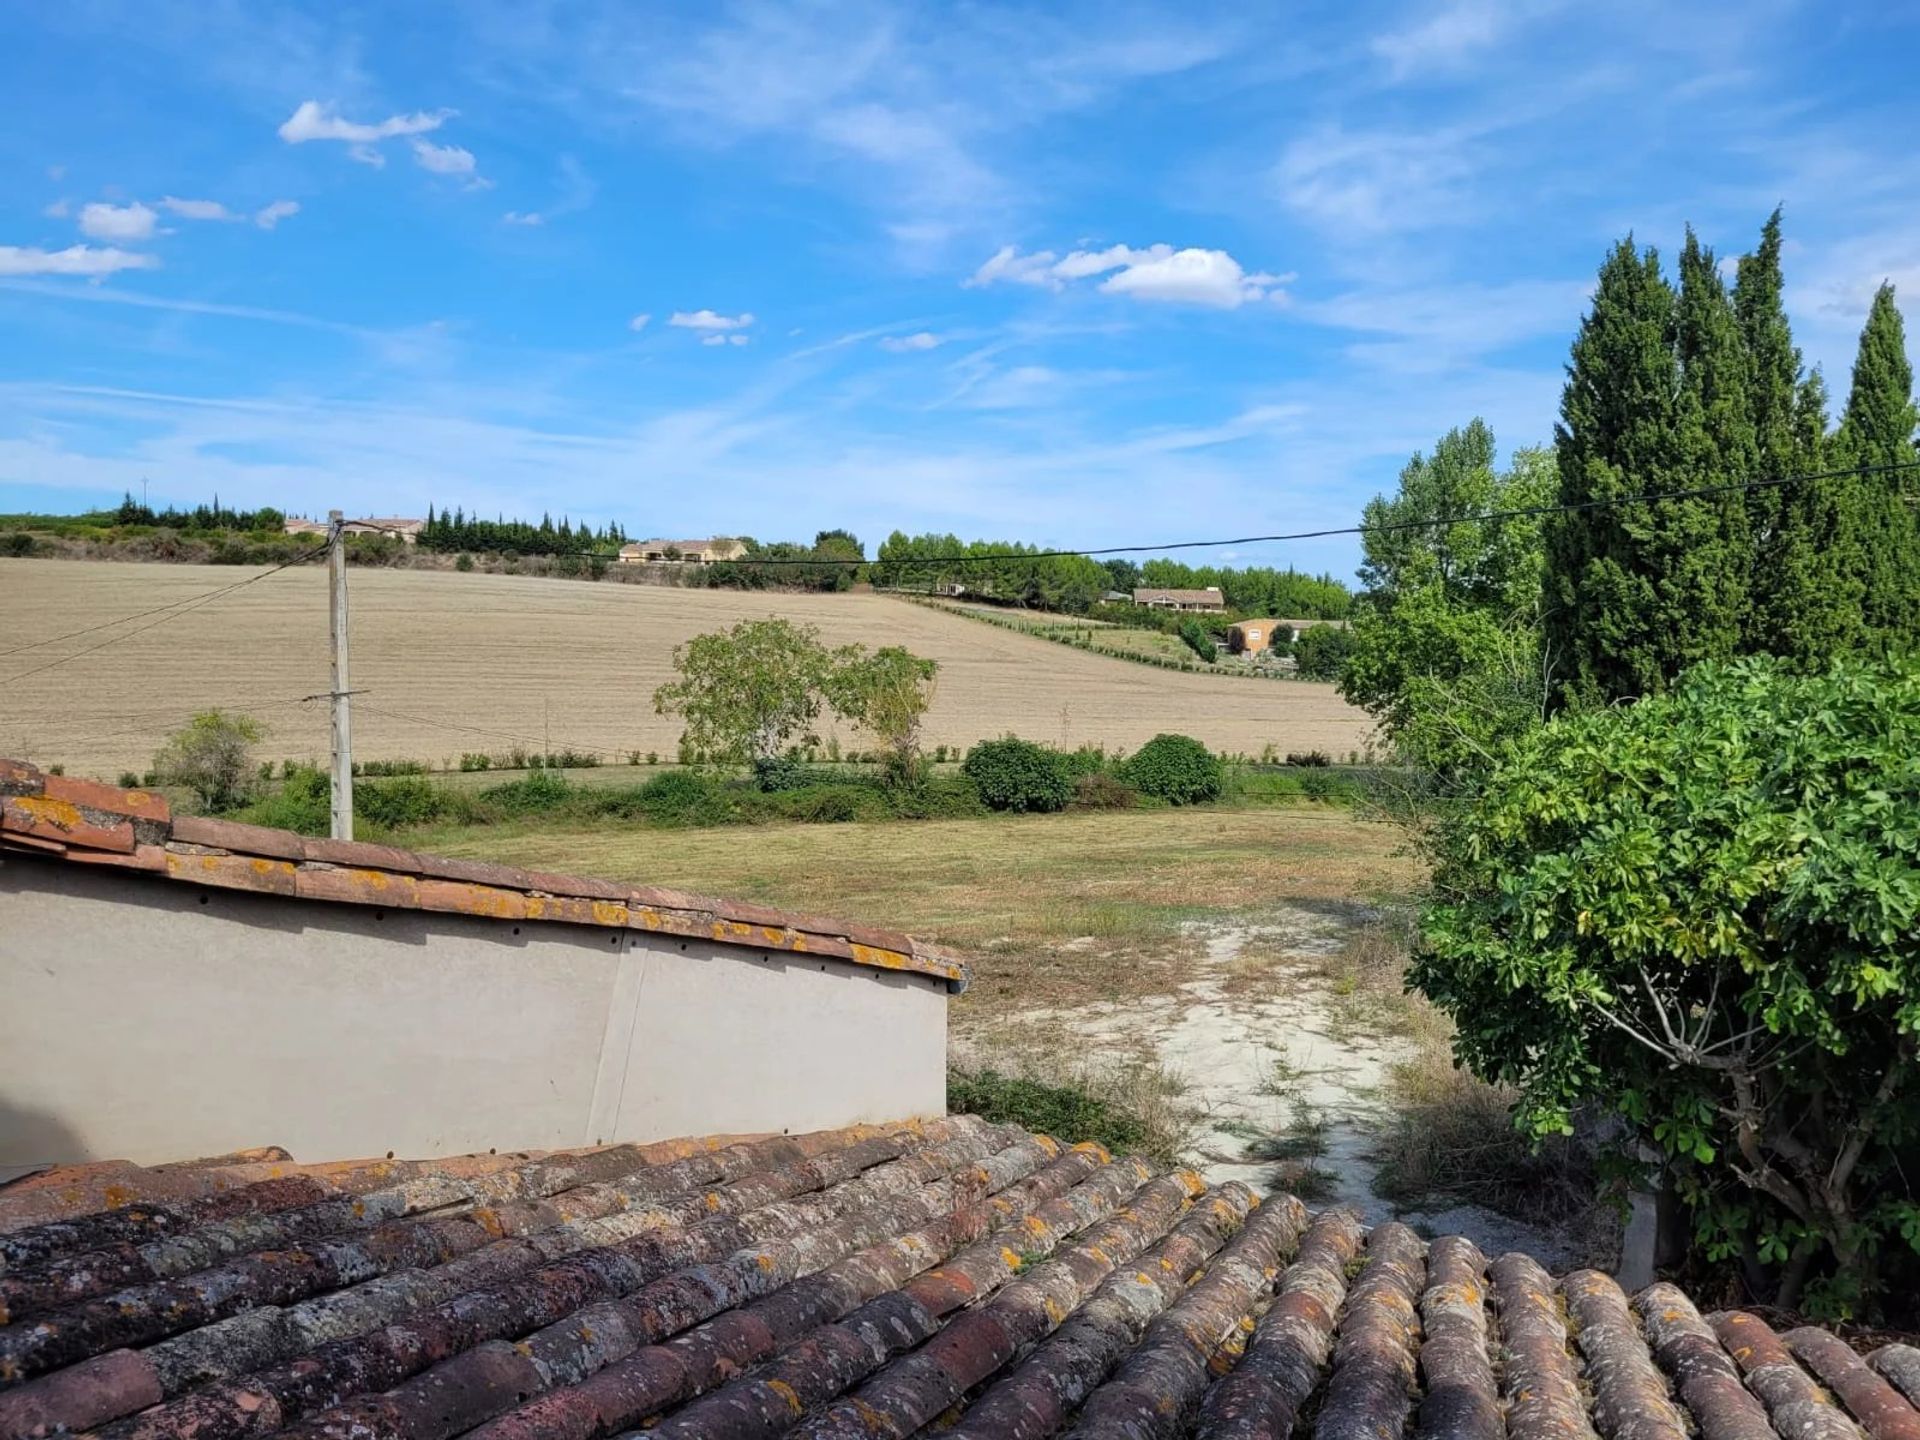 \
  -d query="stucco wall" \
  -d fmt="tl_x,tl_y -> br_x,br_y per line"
0,856 -> 947,1169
